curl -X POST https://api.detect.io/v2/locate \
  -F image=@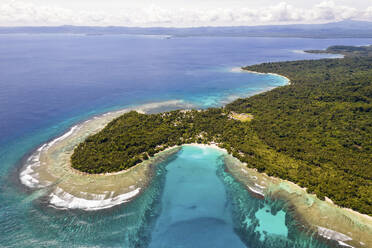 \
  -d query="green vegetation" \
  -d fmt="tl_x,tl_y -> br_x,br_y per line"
71,47 -> 372,215
234,57 -> 372,215
306,45 -> 372,57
